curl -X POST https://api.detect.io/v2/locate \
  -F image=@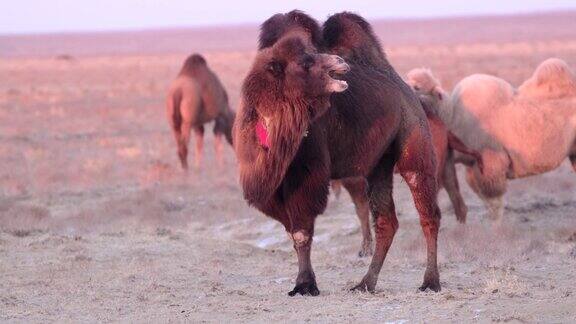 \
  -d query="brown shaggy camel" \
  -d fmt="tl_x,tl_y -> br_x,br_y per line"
336,92 -> 484,257
234,11 -> 442,296
409,60 -> 576,222
166,54 -> 235,169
